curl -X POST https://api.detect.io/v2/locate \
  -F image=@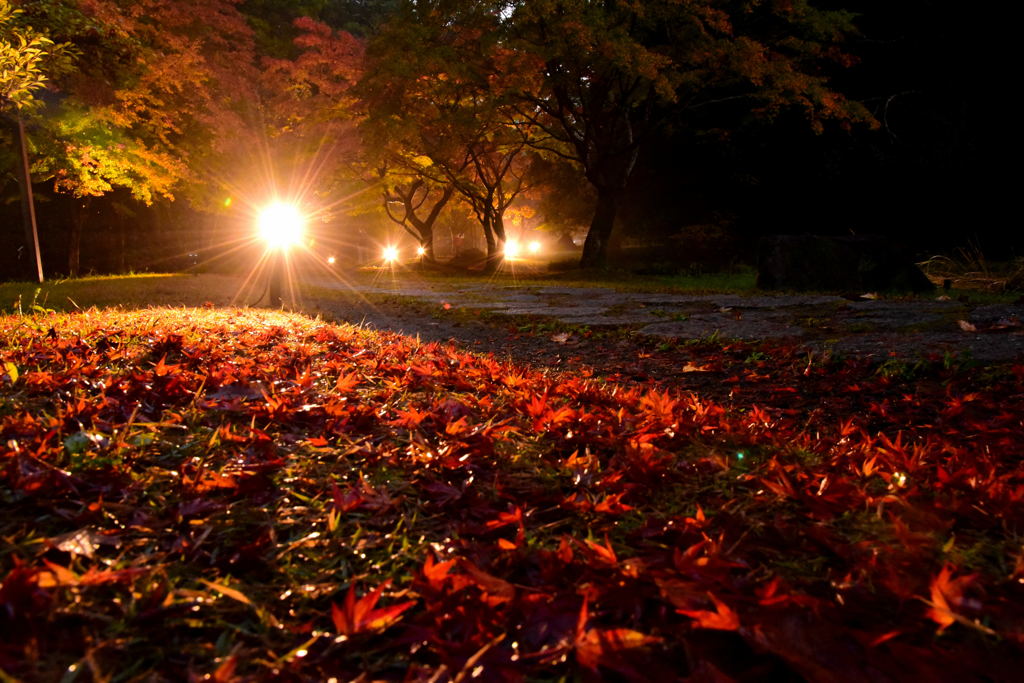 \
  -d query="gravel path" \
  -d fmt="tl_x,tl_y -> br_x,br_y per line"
302,276 -> 1024,364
